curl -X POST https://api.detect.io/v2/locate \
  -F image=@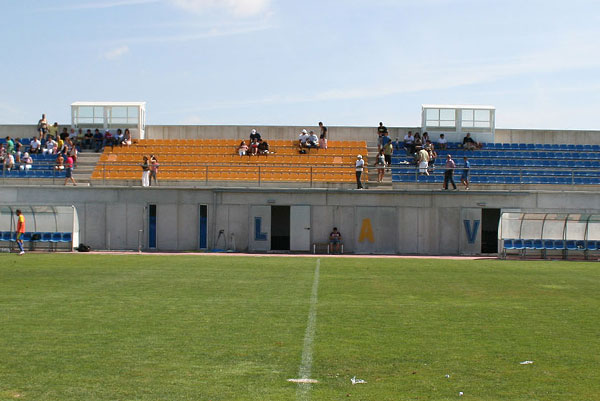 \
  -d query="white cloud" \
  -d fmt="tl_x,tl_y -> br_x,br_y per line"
103,45 -> 130,60
169,0 -> 271,17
